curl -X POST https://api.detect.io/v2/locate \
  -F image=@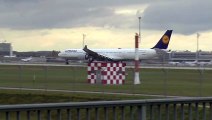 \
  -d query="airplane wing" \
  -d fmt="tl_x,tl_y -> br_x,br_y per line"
83,45 -> 121,61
